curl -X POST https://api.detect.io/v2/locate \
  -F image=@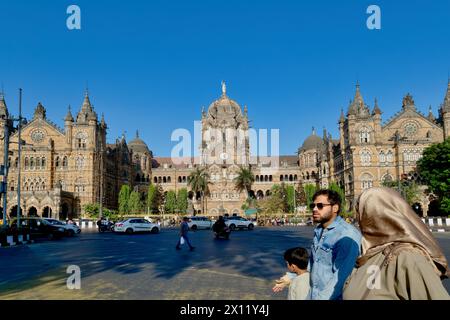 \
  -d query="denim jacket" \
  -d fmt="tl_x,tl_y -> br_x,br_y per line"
308,216 -> 361,300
